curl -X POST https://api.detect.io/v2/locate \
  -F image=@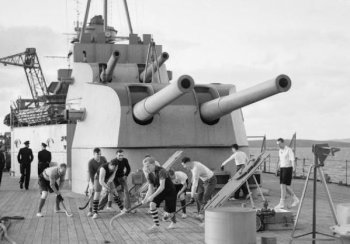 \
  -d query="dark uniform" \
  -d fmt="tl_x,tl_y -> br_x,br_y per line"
38,149 -> 52,176
95,163 -> 115,191
92,162 -> 123,214
17,145 -> 34,189
112,157 -> 131,209
148,166 -> 177,213
0,152 -> 5,187
88,156 -> 107,184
